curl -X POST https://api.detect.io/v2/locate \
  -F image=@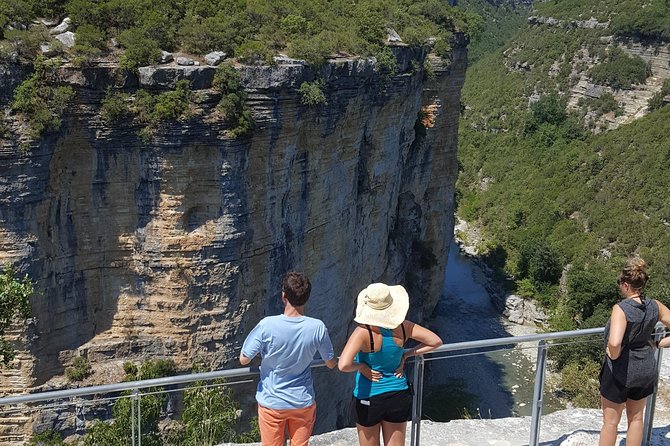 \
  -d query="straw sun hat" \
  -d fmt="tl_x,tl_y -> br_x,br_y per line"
354,283 -> 409,329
